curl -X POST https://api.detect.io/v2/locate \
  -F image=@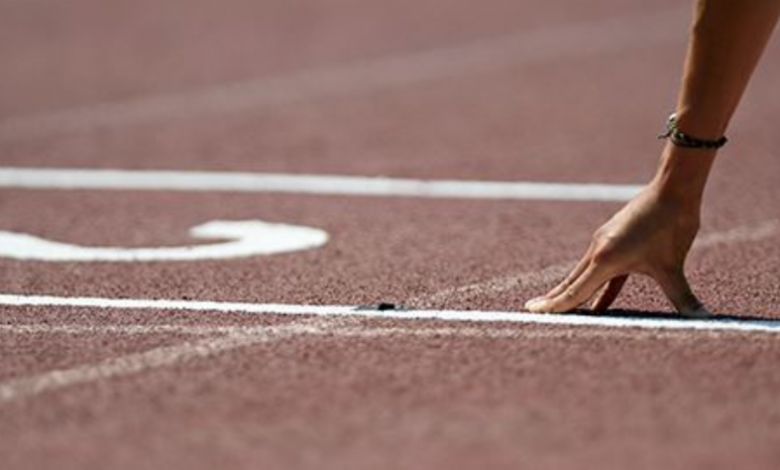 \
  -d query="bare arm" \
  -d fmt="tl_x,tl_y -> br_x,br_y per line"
678,0 -> 780,138
659,0 -> 780,205
525,0 -> 780,315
